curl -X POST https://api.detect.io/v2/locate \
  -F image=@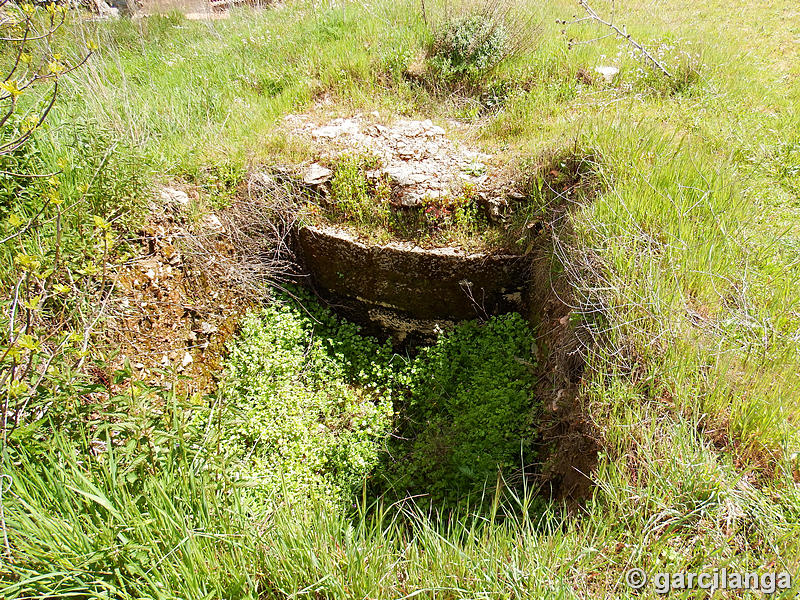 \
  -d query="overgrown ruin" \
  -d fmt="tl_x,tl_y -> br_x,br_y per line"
279,114 -> 544,343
